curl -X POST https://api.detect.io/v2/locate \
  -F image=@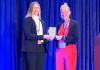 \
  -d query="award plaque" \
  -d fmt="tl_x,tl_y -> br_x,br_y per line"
49,27 -> 56,36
